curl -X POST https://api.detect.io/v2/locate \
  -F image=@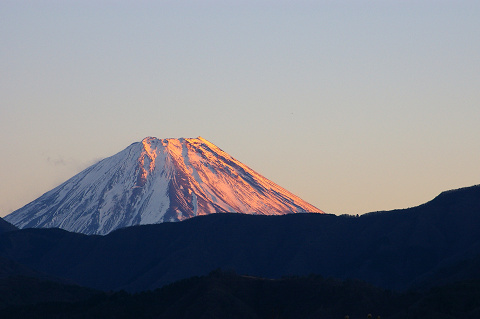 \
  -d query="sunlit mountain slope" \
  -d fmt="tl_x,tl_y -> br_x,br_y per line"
5,137 -> 322,235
